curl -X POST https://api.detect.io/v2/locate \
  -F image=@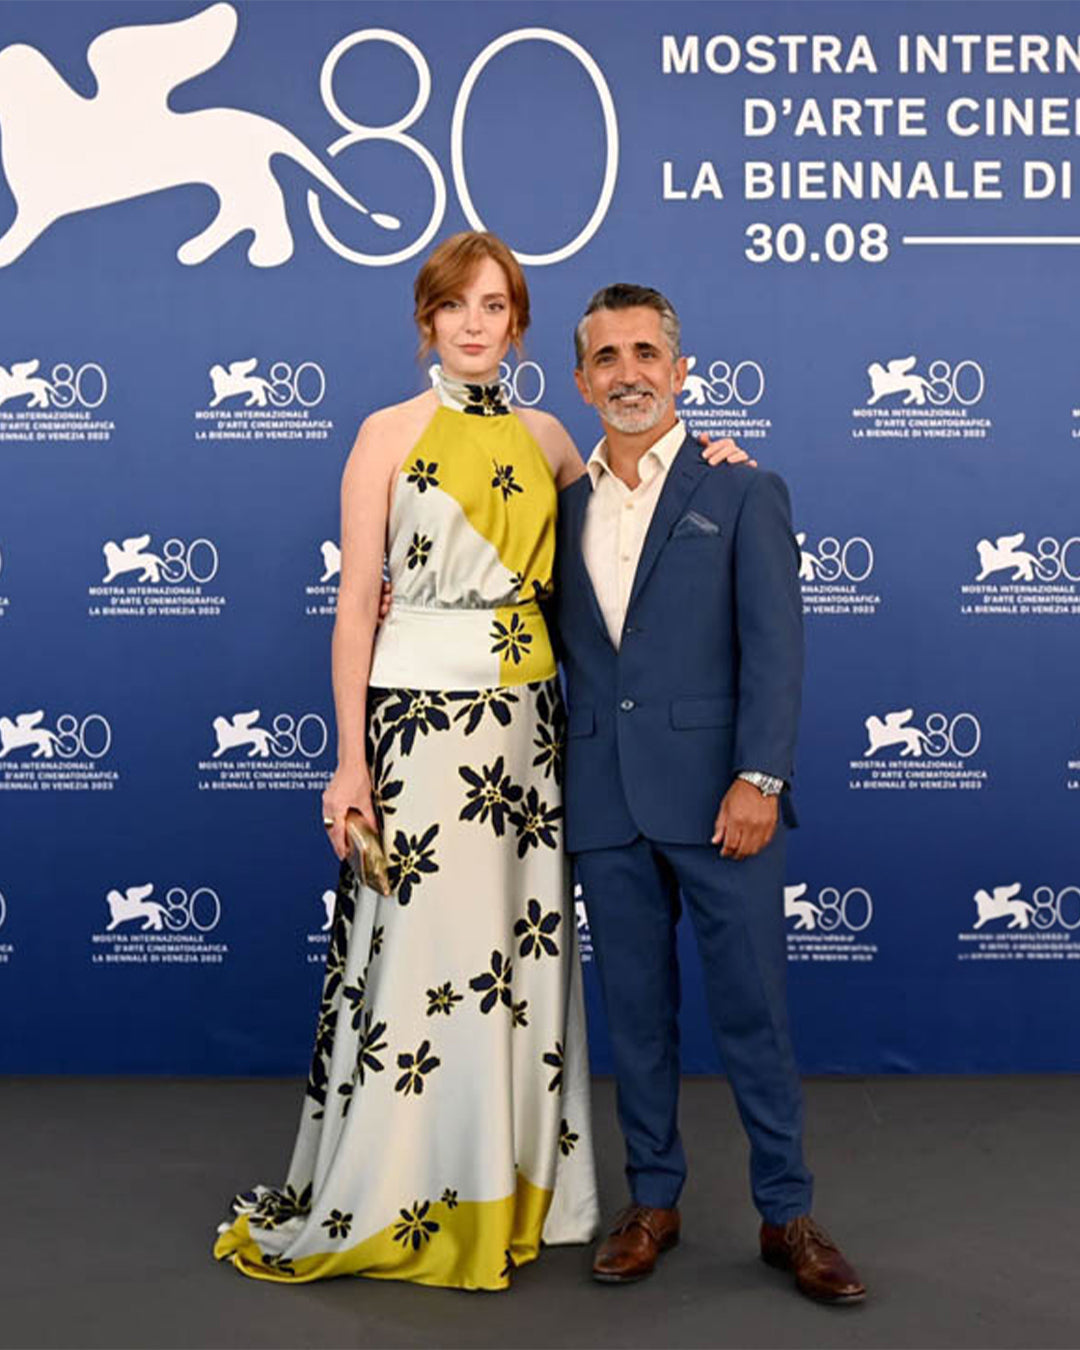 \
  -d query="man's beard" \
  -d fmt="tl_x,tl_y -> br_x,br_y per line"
596,380 -> 673,434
